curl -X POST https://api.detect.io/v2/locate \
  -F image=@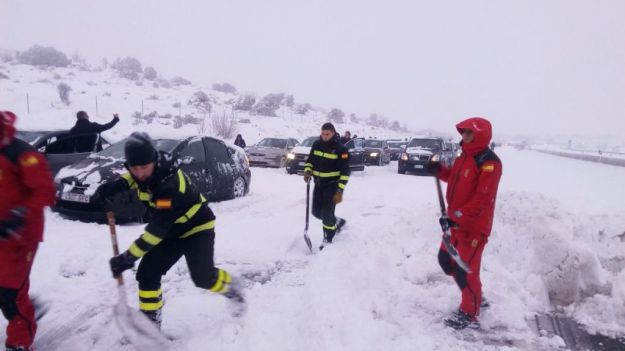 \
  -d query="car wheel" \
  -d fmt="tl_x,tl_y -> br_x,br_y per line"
232,177 -> 246,198
398,168 -> 406,174
378,157 -> 383,166
279,157 -> 286,168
